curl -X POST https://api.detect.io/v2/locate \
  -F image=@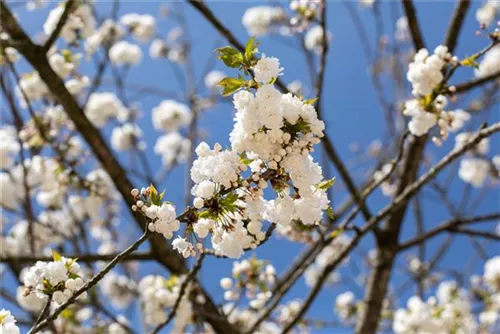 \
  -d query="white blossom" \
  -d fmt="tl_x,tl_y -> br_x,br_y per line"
395,16 -> 410,42
0,126 -> 20,169
43,3 -> 95,43
111,123 -> 144,151
458,158 -> 490,187
120,13 -> 156,42
109,41 -> 143,66
85,92 -> 128,128
242,6 -> 285,36
407,46 -> 449,97
152,100 -> 192,132
476,0 -> 499,27
305,25 -> 328,55
254,55 -> 283,84
146,203 -> 180,239
0,309 -> 20,334
154,132 -> 190,167
475,45 -> 500,78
